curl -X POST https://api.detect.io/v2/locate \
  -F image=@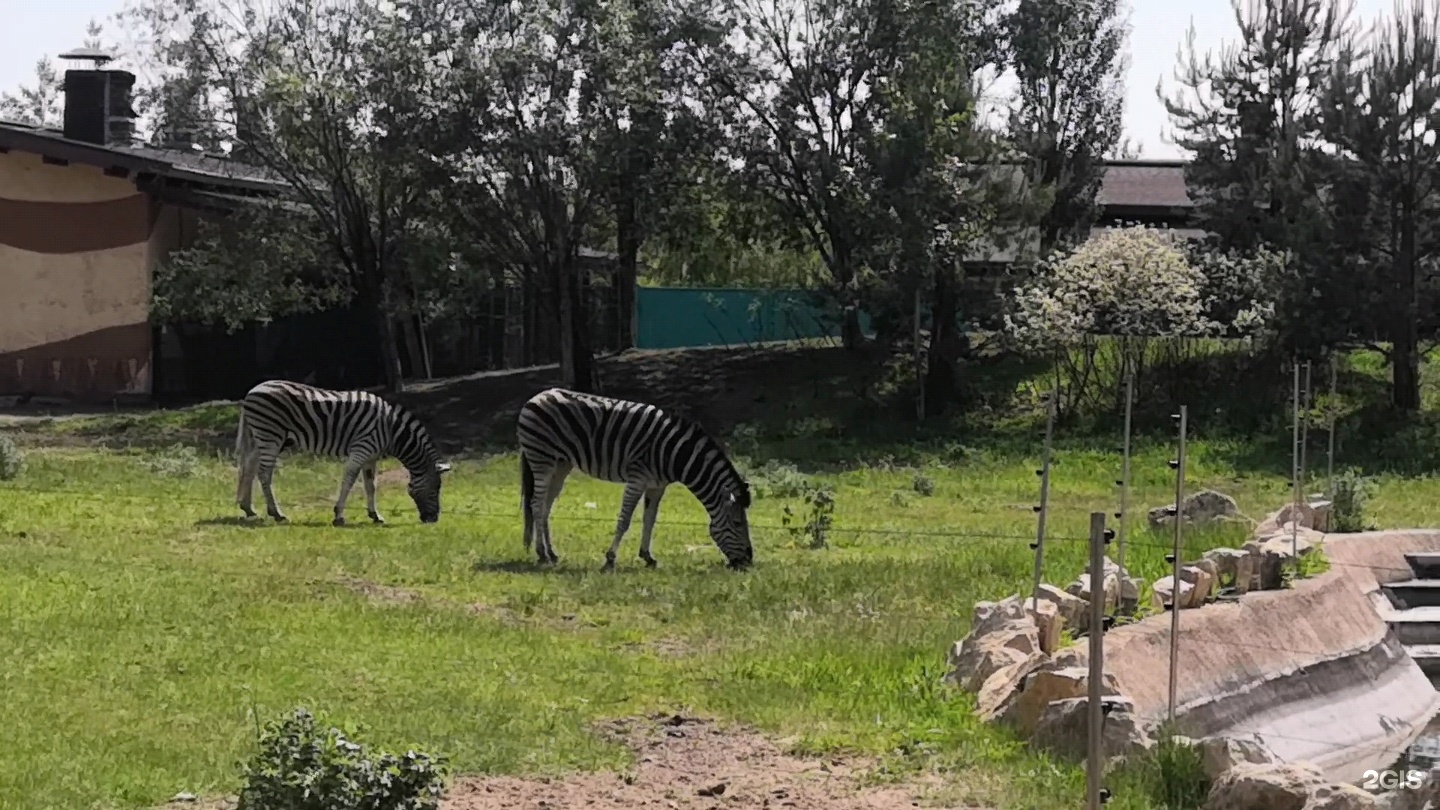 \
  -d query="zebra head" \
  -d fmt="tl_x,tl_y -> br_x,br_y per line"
709,480 -> 753,569
408,460 -> 452,523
